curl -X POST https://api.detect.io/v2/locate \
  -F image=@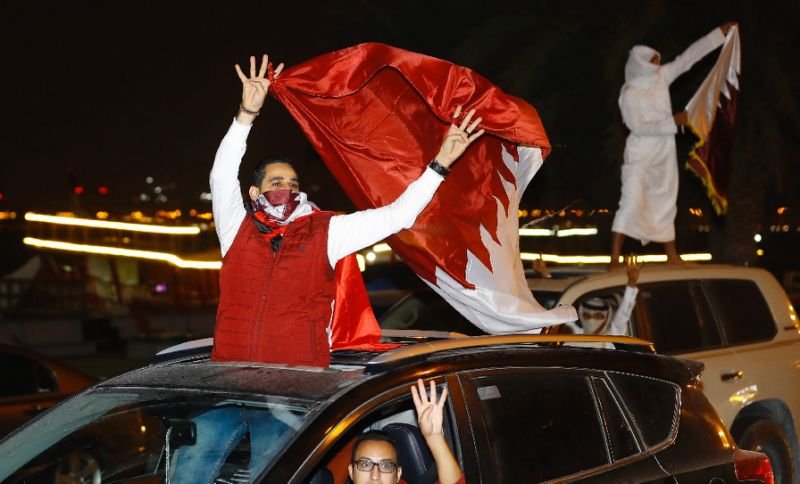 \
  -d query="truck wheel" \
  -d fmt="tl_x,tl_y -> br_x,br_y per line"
739,419 -> 797,484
